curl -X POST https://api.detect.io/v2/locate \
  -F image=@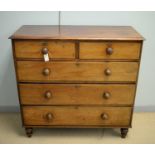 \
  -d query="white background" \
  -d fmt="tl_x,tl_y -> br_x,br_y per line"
0,11 -> 155,112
